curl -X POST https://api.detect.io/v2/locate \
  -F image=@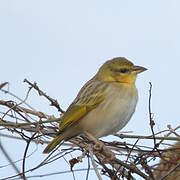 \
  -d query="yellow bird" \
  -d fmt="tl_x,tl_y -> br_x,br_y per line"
43,57 -> 147,153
